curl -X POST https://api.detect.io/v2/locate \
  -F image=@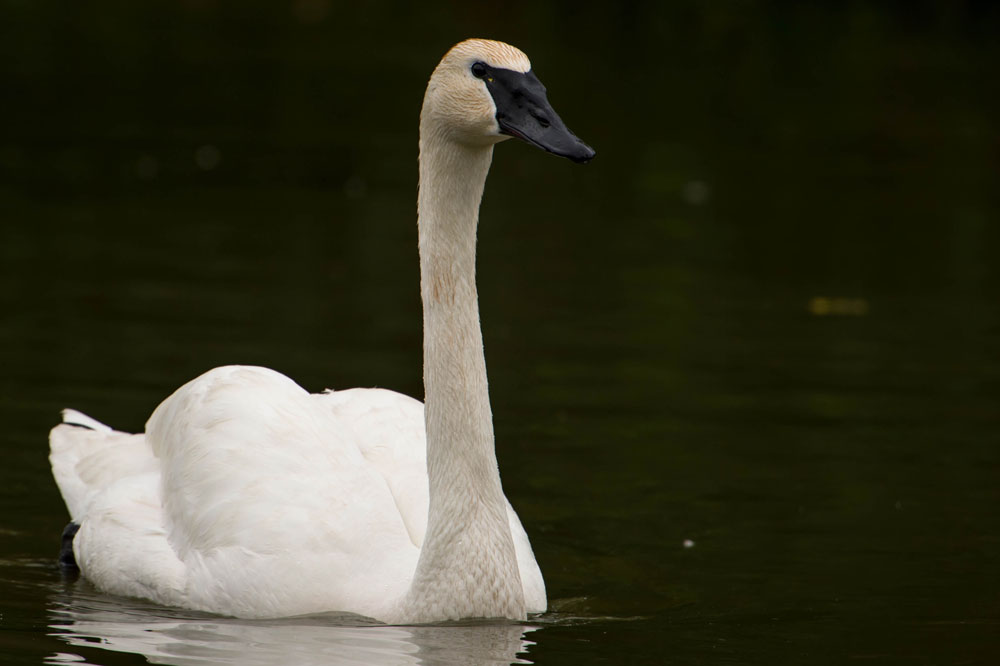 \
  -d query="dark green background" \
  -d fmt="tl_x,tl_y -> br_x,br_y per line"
2,1 -> 999,663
